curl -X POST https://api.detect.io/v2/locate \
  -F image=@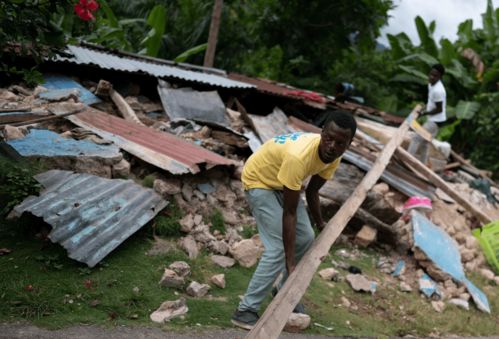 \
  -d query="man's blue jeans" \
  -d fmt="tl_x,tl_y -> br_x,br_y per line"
238,188 -> 315,312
